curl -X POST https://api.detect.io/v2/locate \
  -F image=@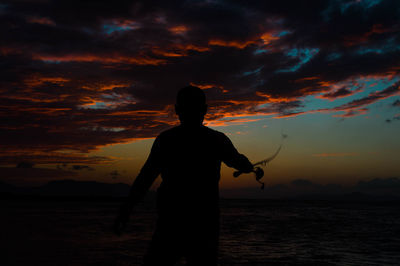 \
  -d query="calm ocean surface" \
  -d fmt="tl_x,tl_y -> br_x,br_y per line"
1,199 -> 399,265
